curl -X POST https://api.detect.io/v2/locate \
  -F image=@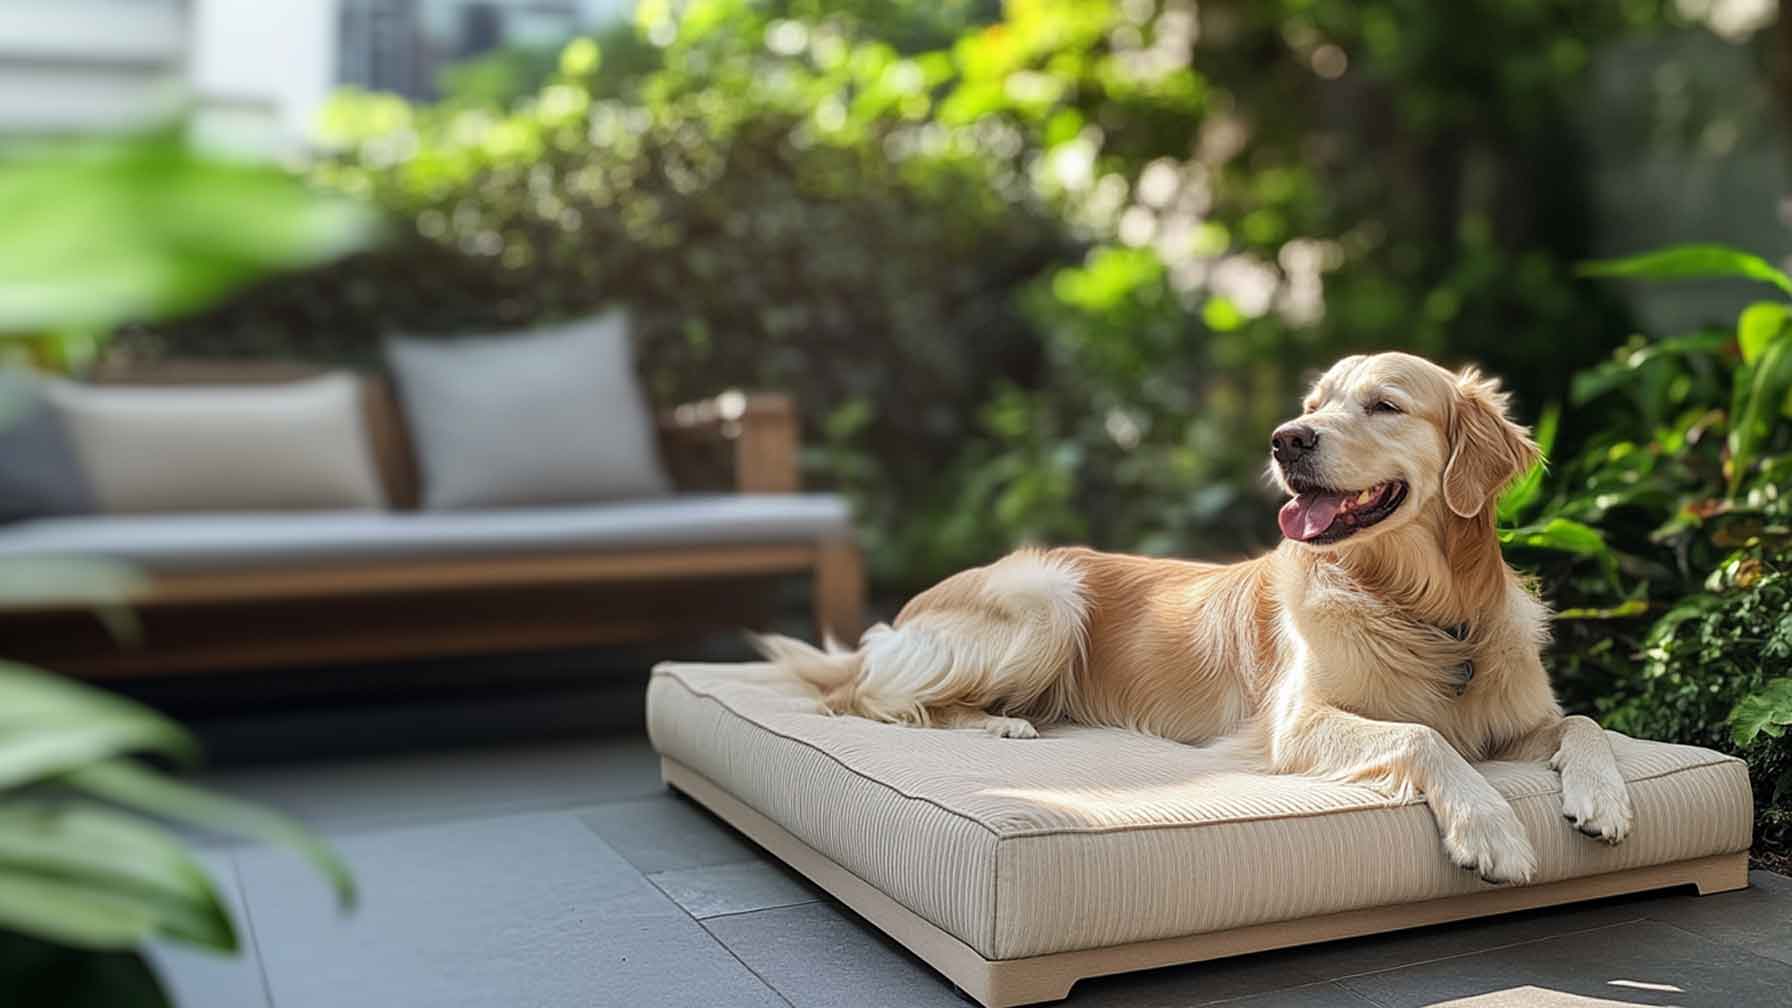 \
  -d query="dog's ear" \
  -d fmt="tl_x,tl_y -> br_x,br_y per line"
1442,368 -> 1540,519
